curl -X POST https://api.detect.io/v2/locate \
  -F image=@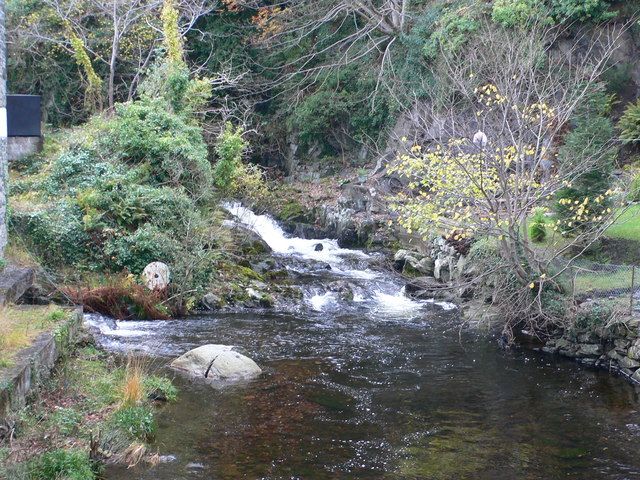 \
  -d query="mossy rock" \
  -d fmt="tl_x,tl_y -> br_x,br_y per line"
277,200 -> 309,223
